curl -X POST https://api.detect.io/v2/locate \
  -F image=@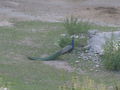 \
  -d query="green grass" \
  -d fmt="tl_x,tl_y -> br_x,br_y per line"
0,20 -> 120,90
59,76 -> 113,90
0,21 -> 72,90
0,57 -> 71,90
102,36 -> 120,71
63,17 -> 91,35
